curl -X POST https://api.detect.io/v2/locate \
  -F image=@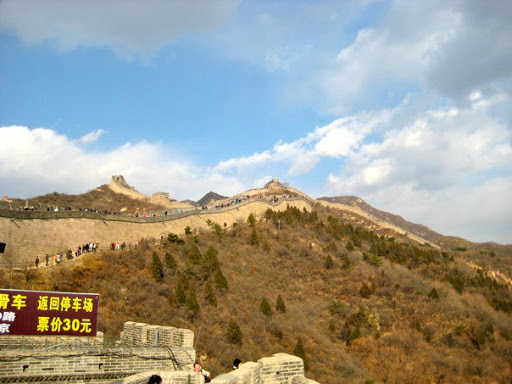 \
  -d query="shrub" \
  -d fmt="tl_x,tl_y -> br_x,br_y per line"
346,241 -> 355,251
339,253 -> 352,270
167,233 -> 184,245
276,295 -> 286,313
359,282 -> 375,298
329,299 -> 346,316
206,219 -> 223,240
184,226 -> 192,235
151,252 -> 164,282
362,253 -> 382,267
226,318 -> 243,346
260,297 -> 273,317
